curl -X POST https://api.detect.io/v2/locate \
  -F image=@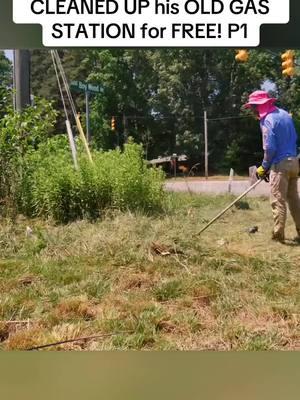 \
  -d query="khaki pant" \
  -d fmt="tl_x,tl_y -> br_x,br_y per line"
270,157 -> 300,238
